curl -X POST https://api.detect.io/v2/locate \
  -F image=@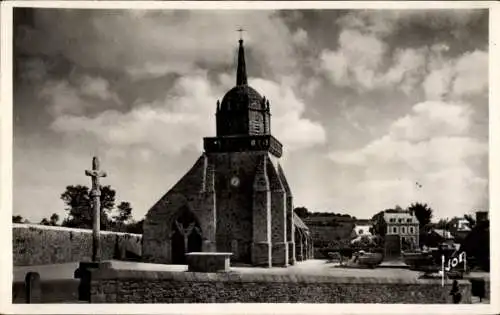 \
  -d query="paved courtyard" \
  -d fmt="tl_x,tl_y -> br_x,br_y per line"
14,259 -> 490,282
